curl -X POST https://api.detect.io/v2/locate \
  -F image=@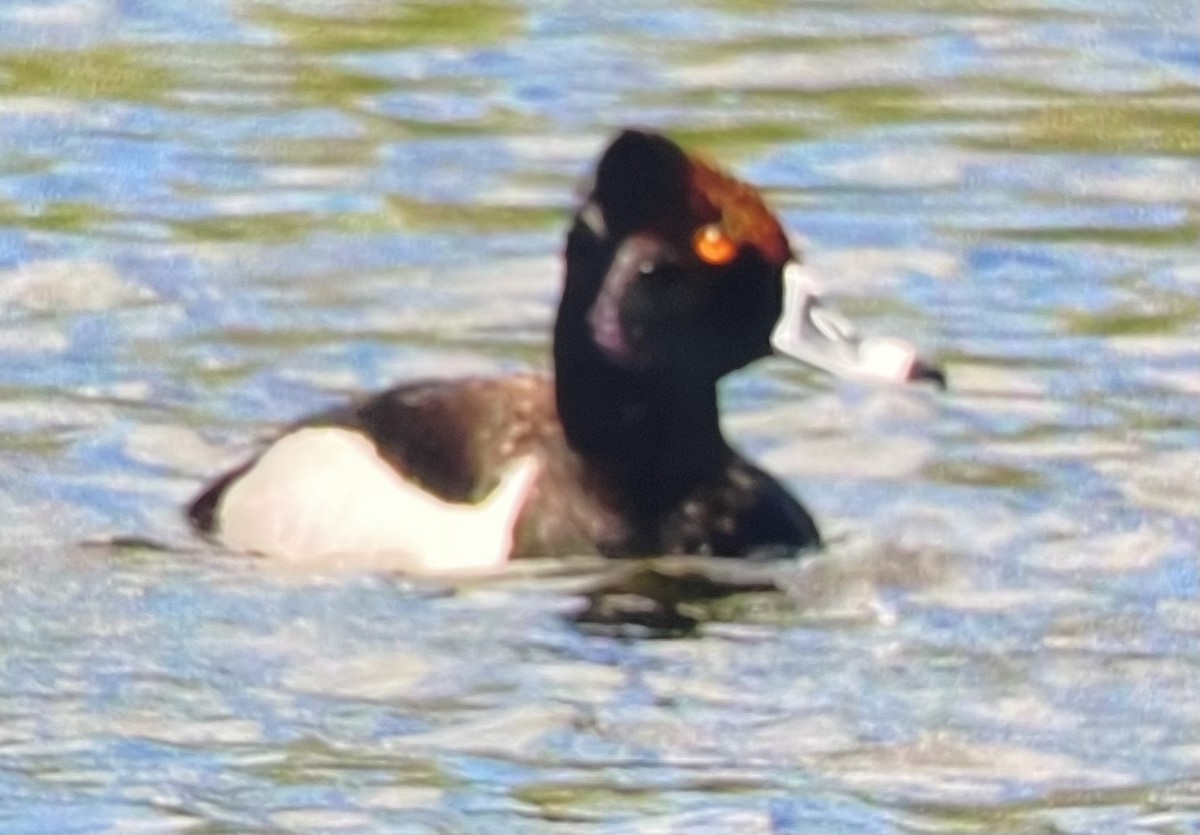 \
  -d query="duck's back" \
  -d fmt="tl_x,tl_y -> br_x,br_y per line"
188,374 -> 625,560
